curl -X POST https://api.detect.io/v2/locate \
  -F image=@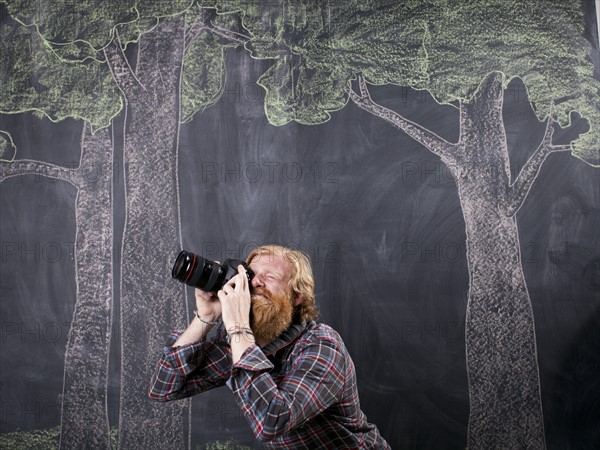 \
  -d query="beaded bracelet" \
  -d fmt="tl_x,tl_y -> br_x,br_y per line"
226,327 -> 254,344
229,328 -> 253,335
227,326 -> 253,336
193,310 -> 220,325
